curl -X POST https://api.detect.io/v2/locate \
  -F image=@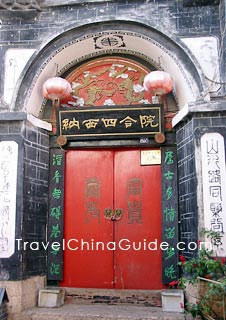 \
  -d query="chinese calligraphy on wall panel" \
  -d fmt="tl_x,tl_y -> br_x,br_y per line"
201,132 -> 226,256
161,147 -> 179,284
0,141 -> 18,258
47,148 -> 65,280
